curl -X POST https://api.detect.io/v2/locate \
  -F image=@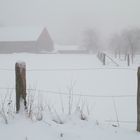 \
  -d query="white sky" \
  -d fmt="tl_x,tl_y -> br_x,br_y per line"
0,0 -> 140,45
